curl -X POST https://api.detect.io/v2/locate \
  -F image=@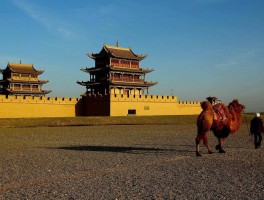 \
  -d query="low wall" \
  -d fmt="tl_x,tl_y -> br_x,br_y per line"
0,95 -> 81,118
109,94 -> 201,116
